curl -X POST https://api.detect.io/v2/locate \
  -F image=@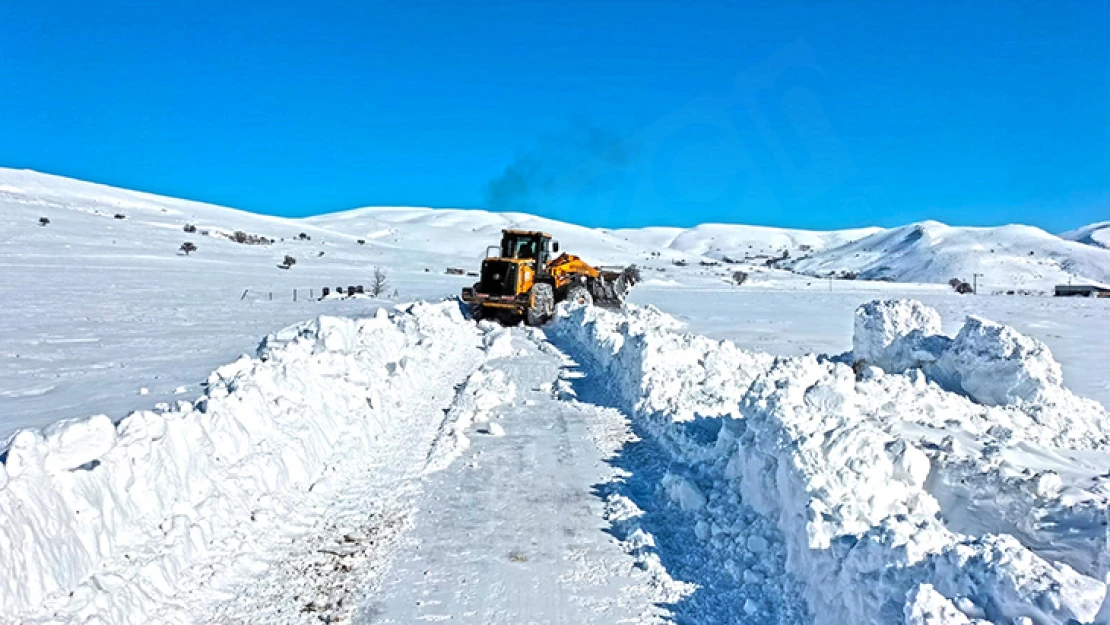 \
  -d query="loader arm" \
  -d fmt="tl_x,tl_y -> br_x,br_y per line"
545,253 -> 600,286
